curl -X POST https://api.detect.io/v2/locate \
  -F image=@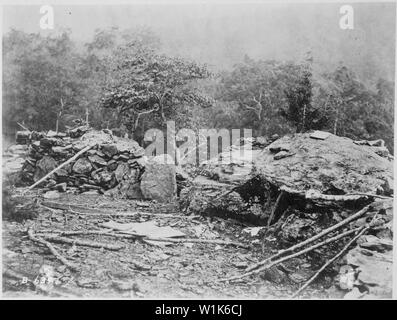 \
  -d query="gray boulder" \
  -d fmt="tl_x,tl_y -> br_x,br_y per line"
140,162 -> 176,202
72,158 -> 93,174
